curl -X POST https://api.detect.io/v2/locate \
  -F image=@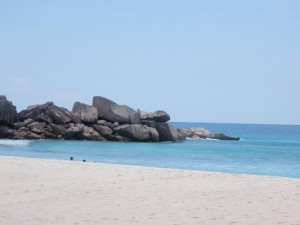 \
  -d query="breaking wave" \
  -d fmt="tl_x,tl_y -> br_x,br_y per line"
0,139 -> 31,146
